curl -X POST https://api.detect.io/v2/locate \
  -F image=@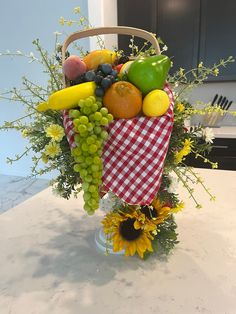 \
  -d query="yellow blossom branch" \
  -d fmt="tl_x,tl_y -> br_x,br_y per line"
186,167 -> 216,201
174,167 -> 202,208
